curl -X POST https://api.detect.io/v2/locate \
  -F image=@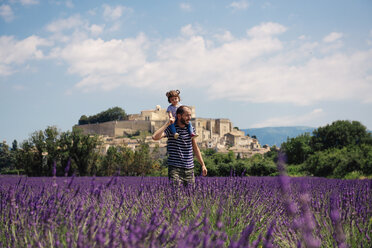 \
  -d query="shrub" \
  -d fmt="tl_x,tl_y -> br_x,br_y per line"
344,171 -> 363,180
